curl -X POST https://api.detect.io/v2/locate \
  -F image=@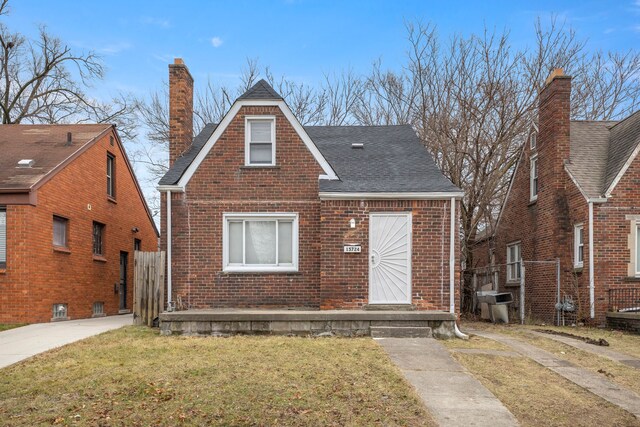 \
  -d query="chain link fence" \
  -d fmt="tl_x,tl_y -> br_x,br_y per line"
467,259 -> 578,325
